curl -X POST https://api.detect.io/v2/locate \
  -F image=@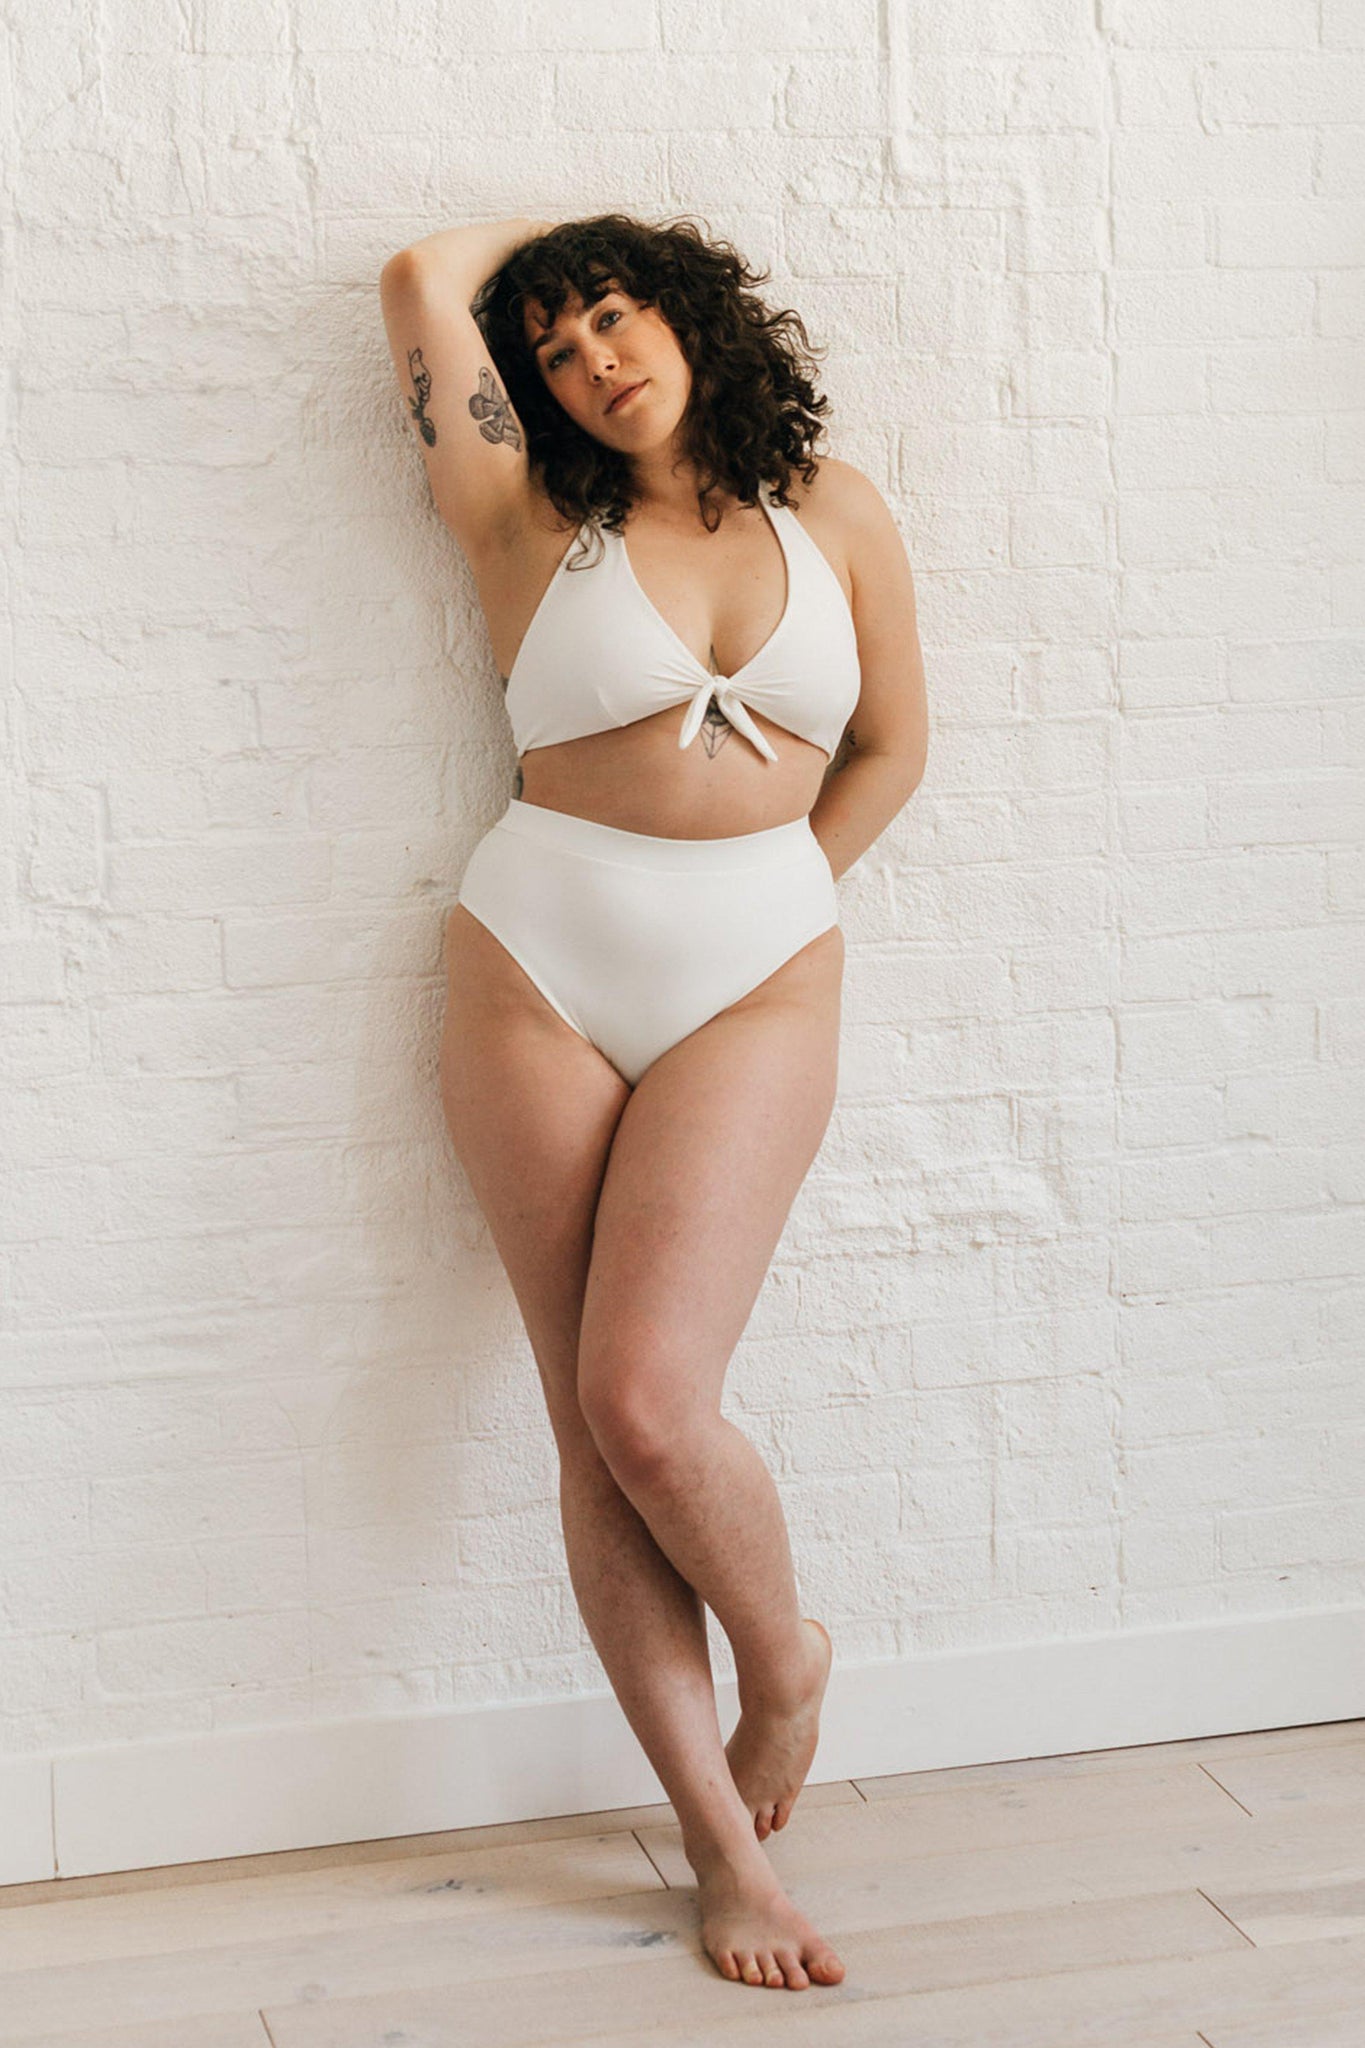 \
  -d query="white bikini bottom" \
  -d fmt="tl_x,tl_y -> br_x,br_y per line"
455,798 -> 840,1087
